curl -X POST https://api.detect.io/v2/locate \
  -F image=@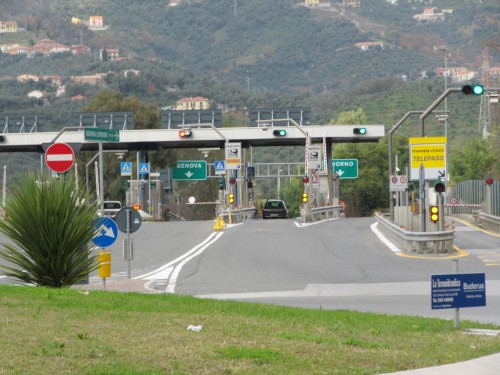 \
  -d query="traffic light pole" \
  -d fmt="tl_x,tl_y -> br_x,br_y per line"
419,88 -> 461,137
388,111 -> 424,221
